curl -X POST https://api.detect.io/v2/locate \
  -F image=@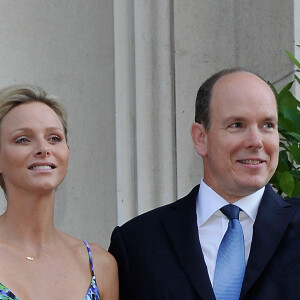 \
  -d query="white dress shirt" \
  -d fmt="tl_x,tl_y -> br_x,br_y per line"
196,179 -> 264,285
